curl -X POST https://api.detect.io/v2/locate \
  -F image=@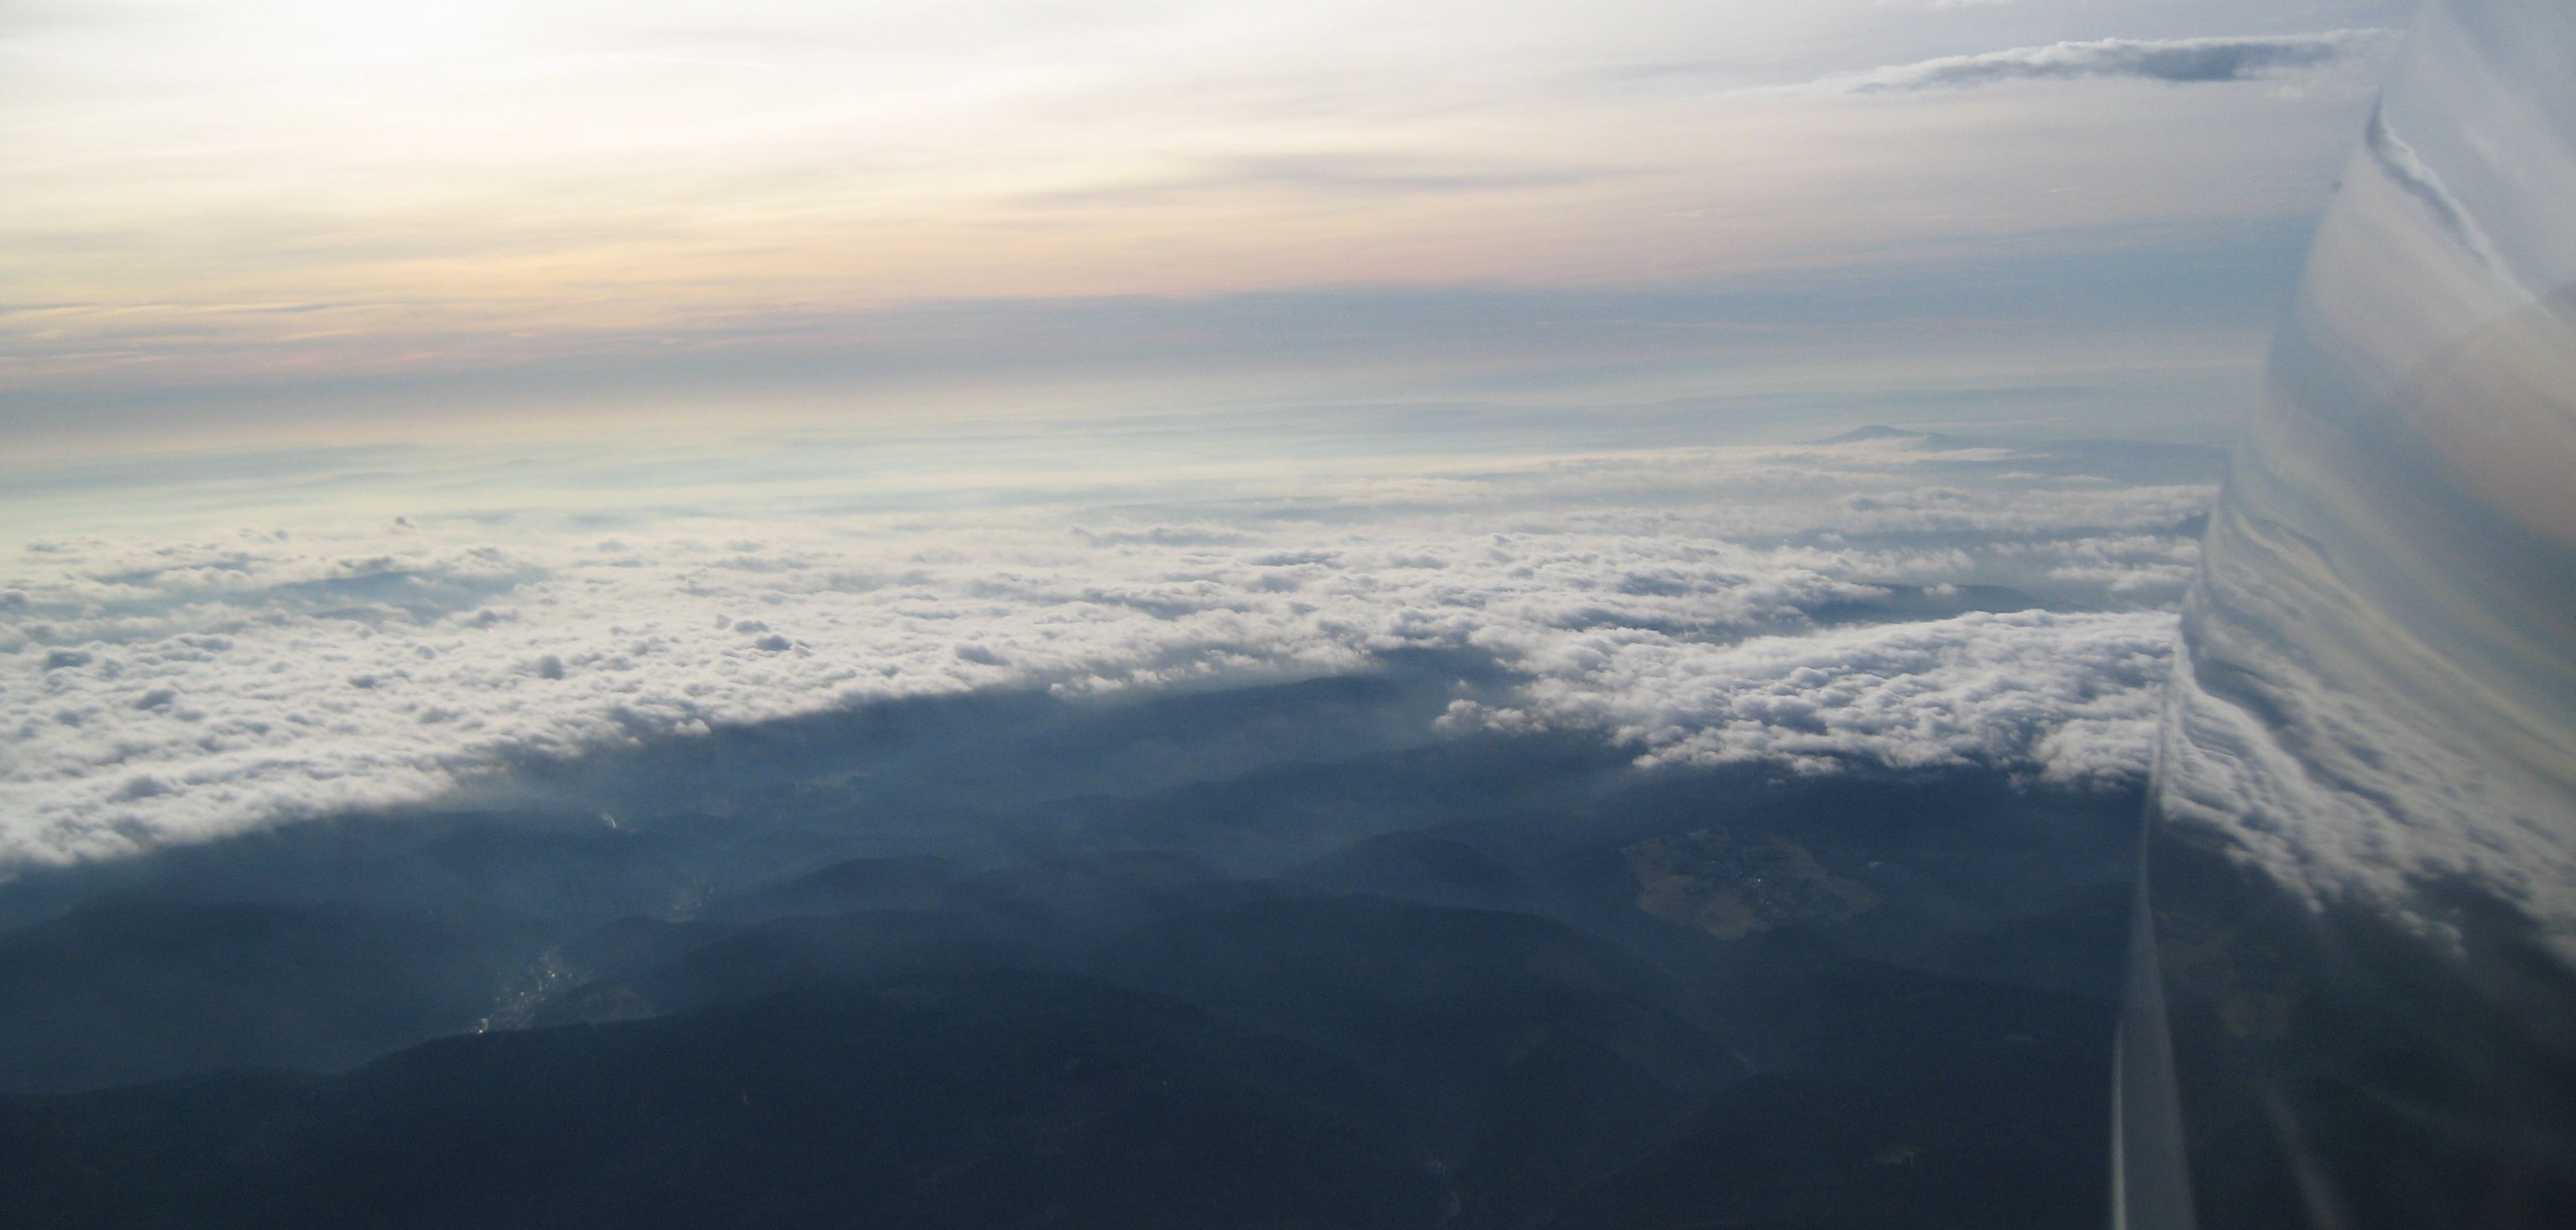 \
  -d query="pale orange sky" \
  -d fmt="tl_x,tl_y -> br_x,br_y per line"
3,0 -> 2410,448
